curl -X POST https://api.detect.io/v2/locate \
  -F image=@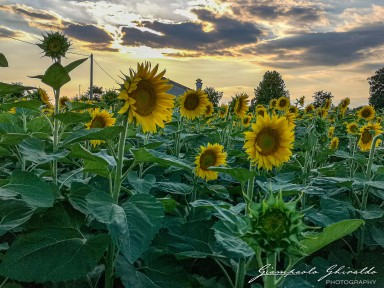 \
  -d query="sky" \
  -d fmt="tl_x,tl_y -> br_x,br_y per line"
1,0 -> 384,106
